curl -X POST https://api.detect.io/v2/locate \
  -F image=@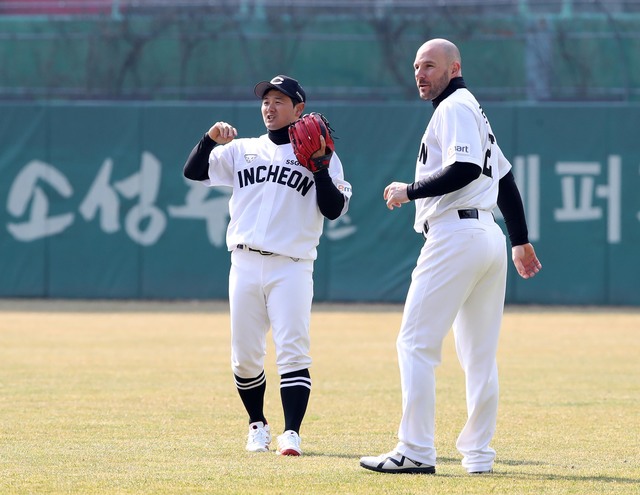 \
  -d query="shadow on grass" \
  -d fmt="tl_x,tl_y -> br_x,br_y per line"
492,470 -> 640,485
305,450 -> 368,459
305,454 -> 639,485
495,459 -> 639,485
498,458 -> 547,467
303,453 -> 463,463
